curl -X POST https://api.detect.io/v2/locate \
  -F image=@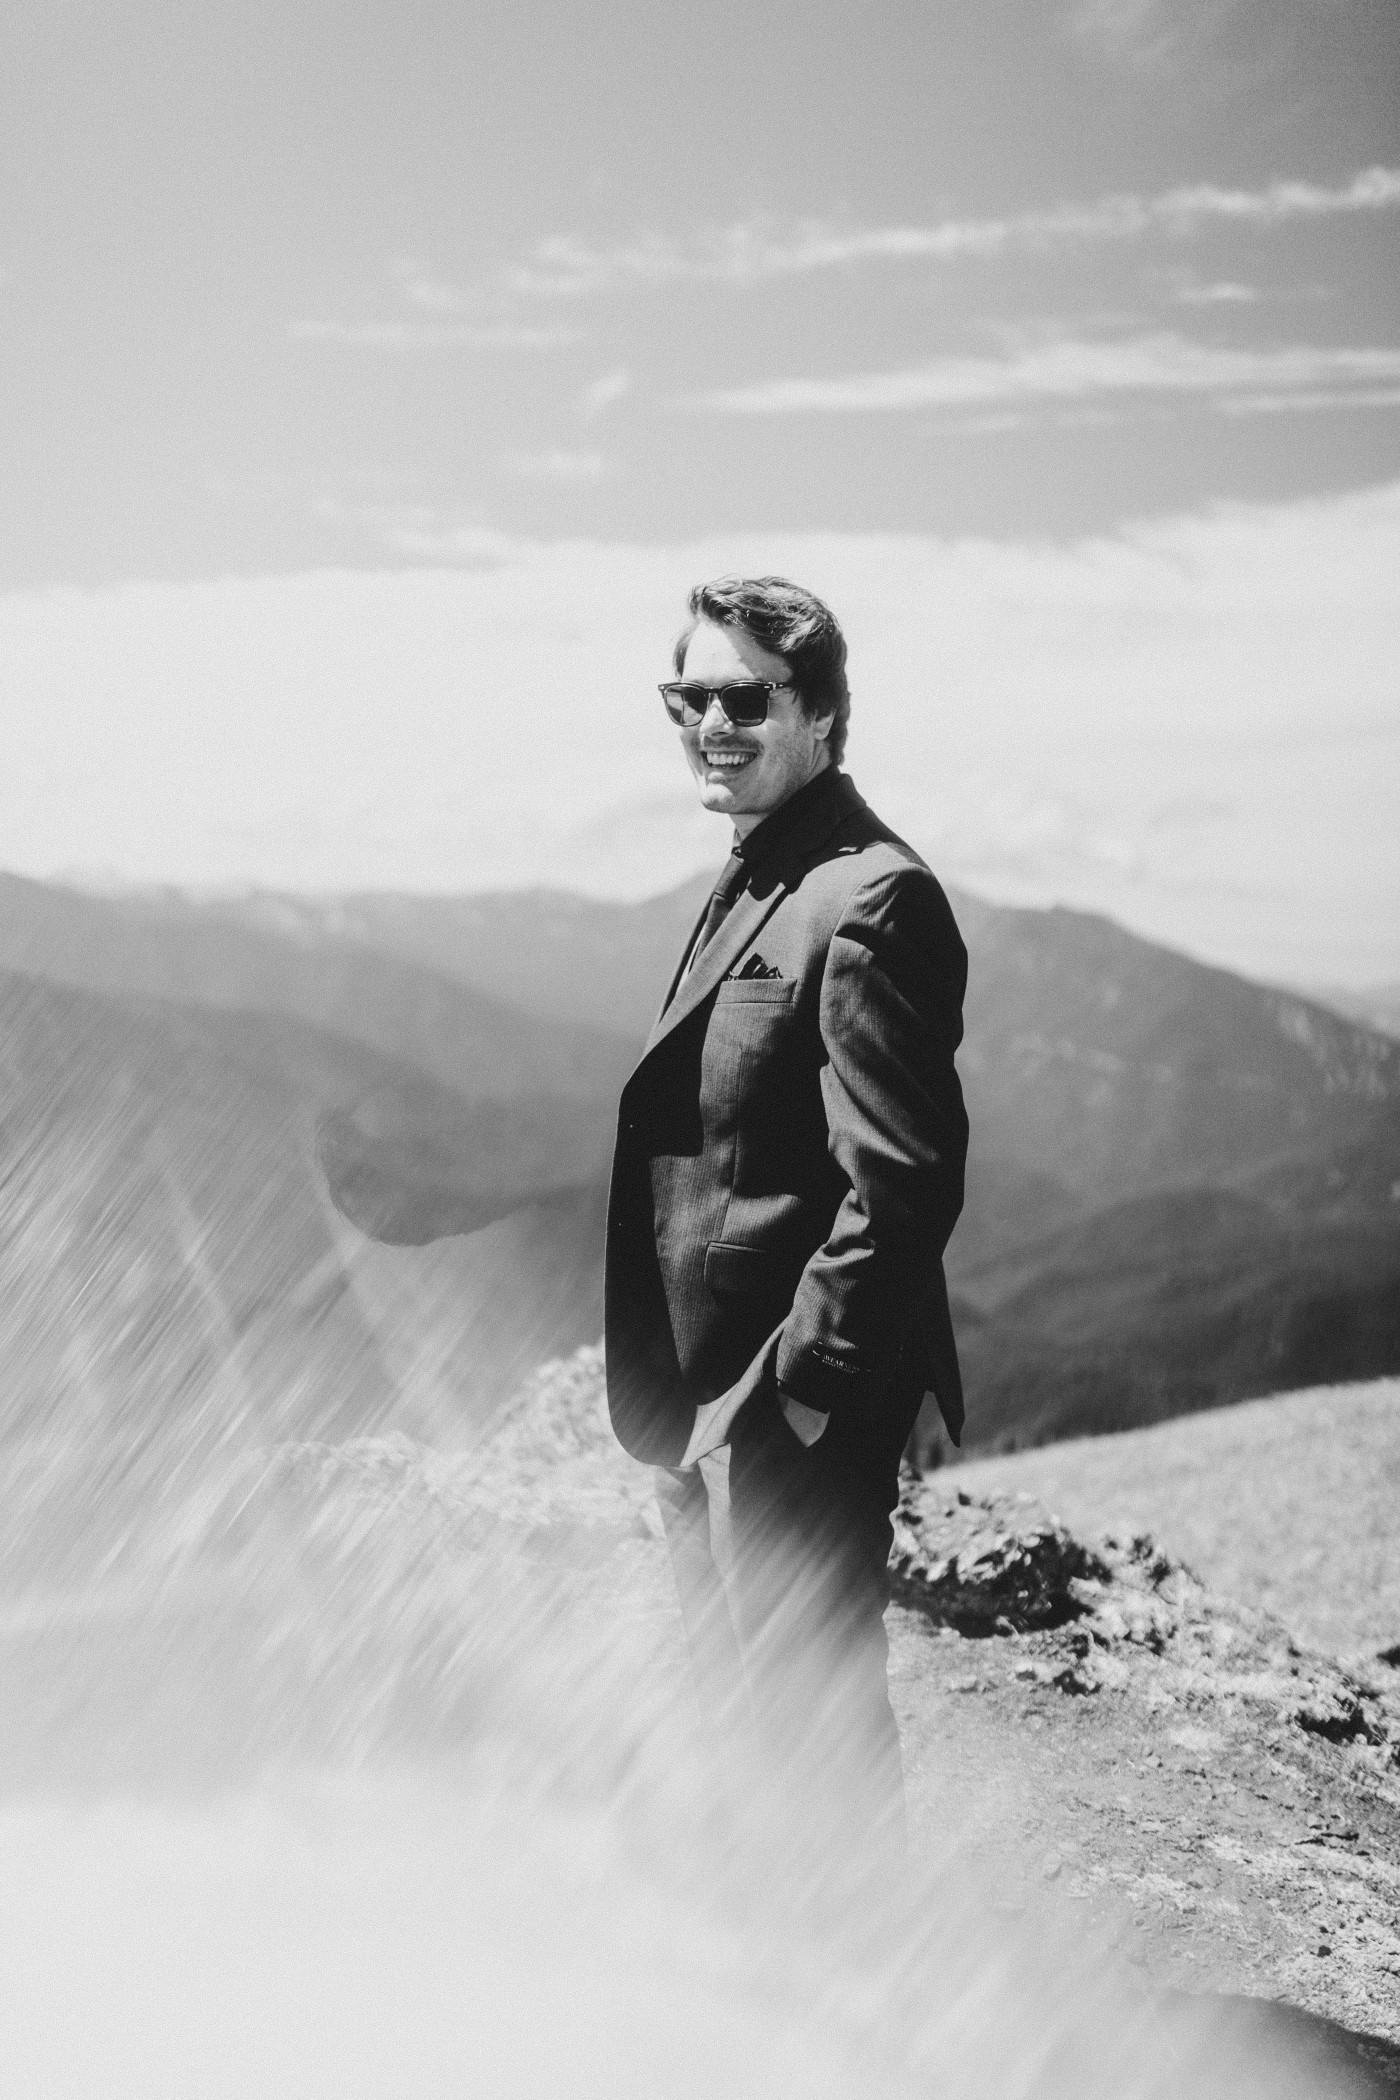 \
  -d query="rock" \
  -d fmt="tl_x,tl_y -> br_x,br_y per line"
890,1484 -> 1108,1635
1294,1693 -> 1381,1746
1049,1663 -> 1101,1697
892,1475 -> 1400,1759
